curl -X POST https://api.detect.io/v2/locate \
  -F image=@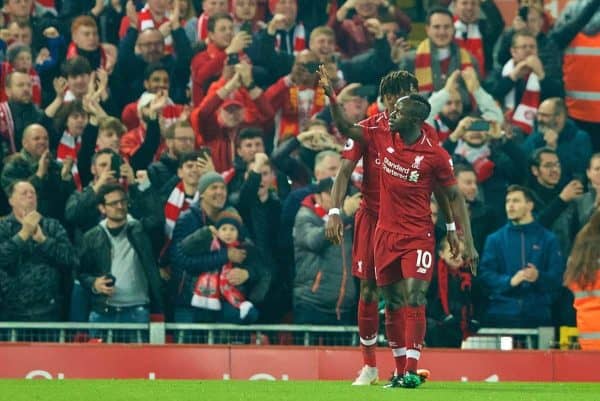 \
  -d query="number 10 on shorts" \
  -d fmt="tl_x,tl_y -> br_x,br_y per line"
415,249 -> 432,274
